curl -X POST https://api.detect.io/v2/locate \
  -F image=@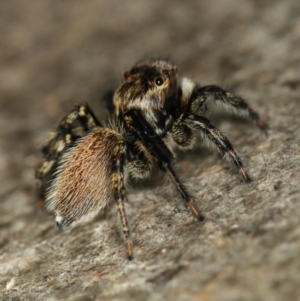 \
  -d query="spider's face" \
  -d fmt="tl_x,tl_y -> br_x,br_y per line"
113,59 -> 178,116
